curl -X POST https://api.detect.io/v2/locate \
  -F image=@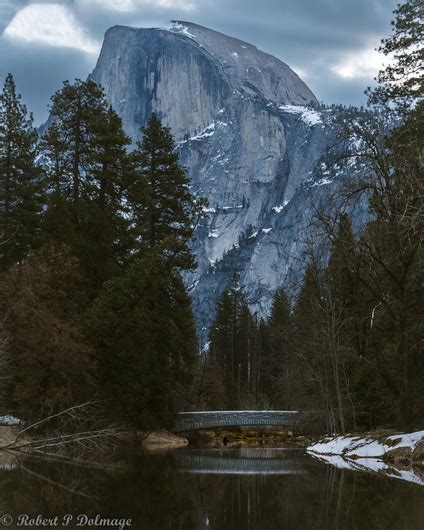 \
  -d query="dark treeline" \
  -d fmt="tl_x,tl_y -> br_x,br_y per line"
203,0 -> 424,433
200,278 -> 291,411
0,75 -> 205,429
0,0 -> 421,437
